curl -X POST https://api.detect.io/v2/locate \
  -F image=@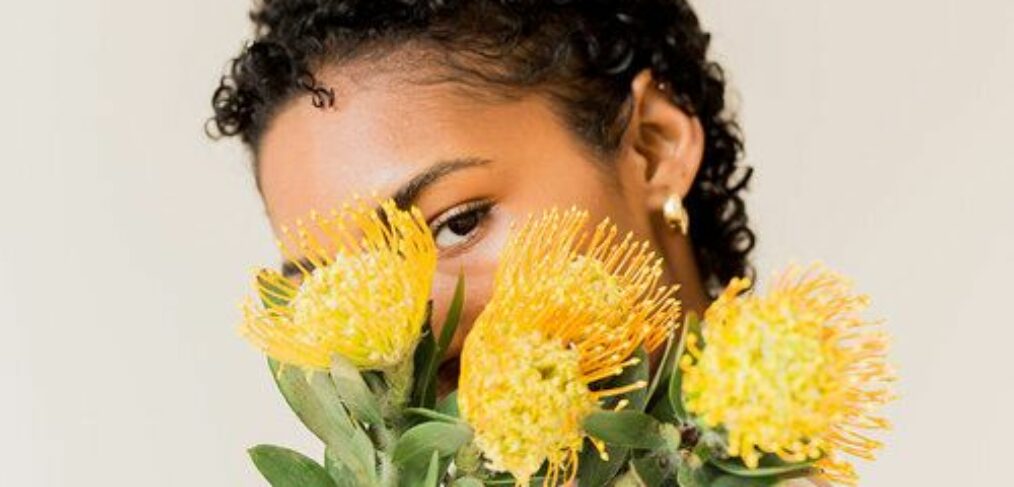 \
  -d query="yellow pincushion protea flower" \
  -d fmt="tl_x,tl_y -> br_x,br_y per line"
240,198 -> 437,371
680,263 -> 894,485
458,208 -> 681,485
